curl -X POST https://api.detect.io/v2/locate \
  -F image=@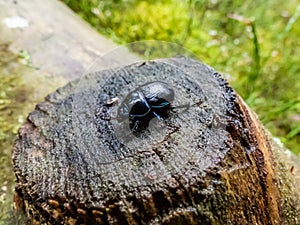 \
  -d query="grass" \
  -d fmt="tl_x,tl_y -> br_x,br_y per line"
63,0 -> 300,154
